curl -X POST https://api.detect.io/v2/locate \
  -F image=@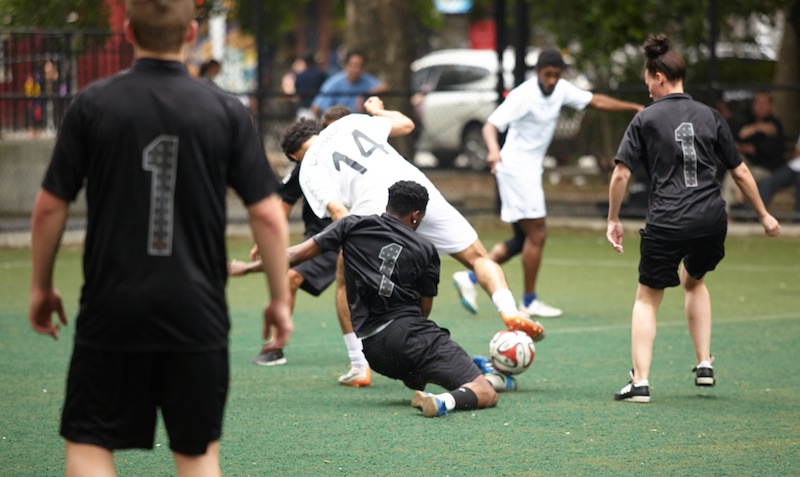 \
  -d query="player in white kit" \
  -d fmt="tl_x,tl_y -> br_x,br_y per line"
280,98 -> 545,379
